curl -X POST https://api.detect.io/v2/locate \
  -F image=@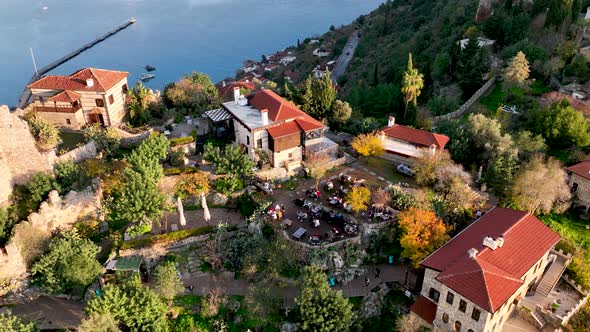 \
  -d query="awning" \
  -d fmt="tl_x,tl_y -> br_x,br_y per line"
205,108 -> 233,123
